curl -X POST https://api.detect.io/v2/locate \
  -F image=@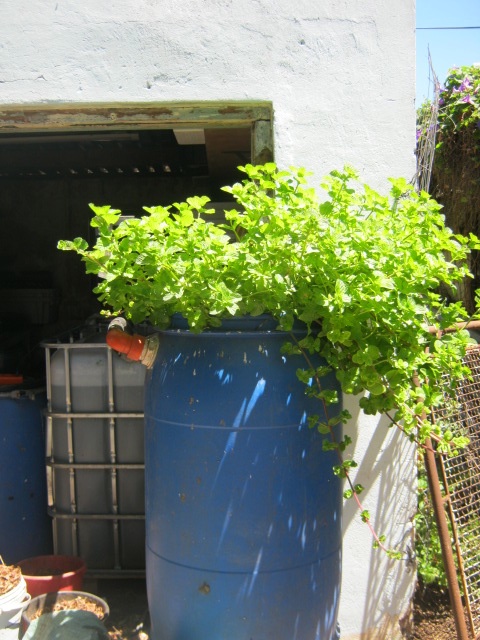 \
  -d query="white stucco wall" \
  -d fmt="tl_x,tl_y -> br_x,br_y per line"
0,1 -> 417,637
